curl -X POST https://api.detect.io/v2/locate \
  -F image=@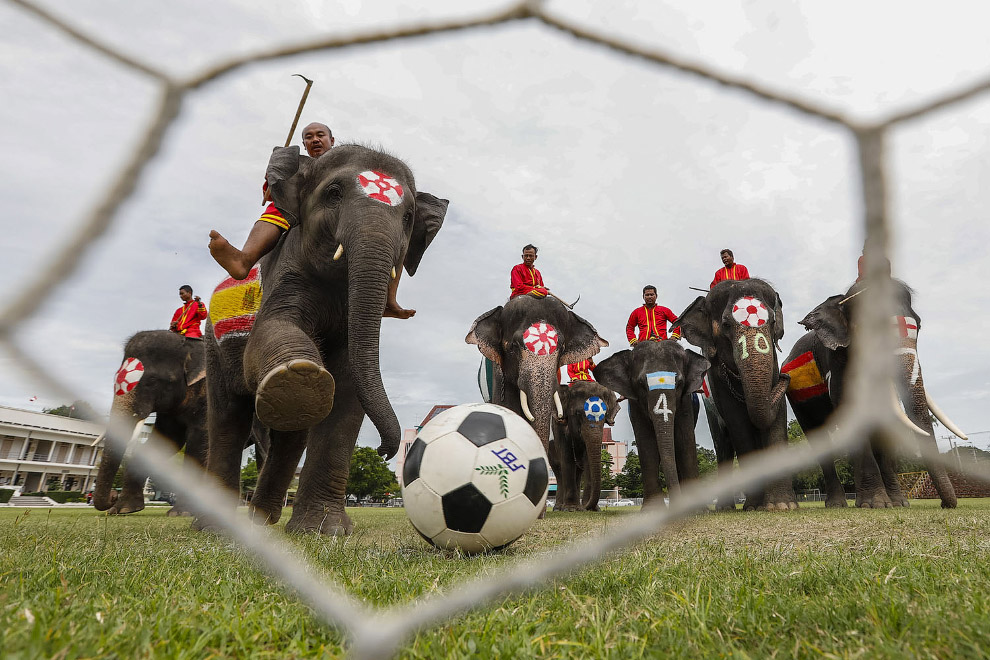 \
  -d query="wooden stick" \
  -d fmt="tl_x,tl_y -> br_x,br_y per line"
284,74 -> 314,148
689,286 -> 710,293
